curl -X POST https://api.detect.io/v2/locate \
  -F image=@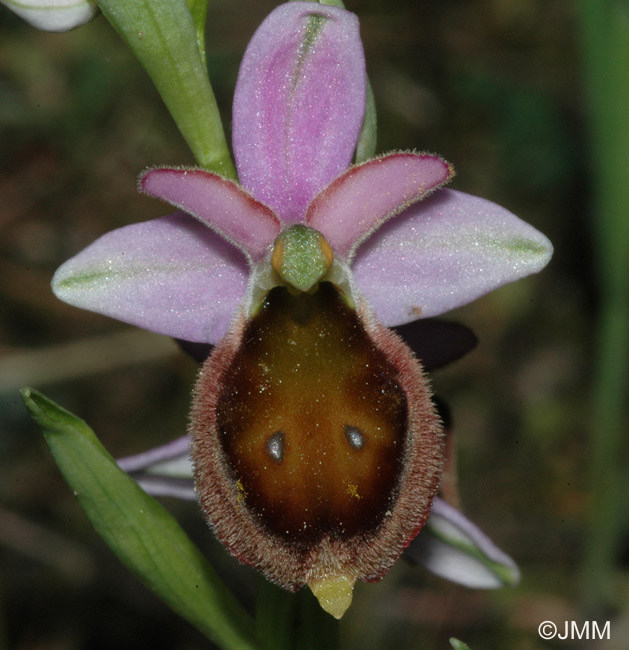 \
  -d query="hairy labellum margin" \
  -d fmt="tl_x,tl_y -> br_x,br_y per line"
190,280 -> 443,618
